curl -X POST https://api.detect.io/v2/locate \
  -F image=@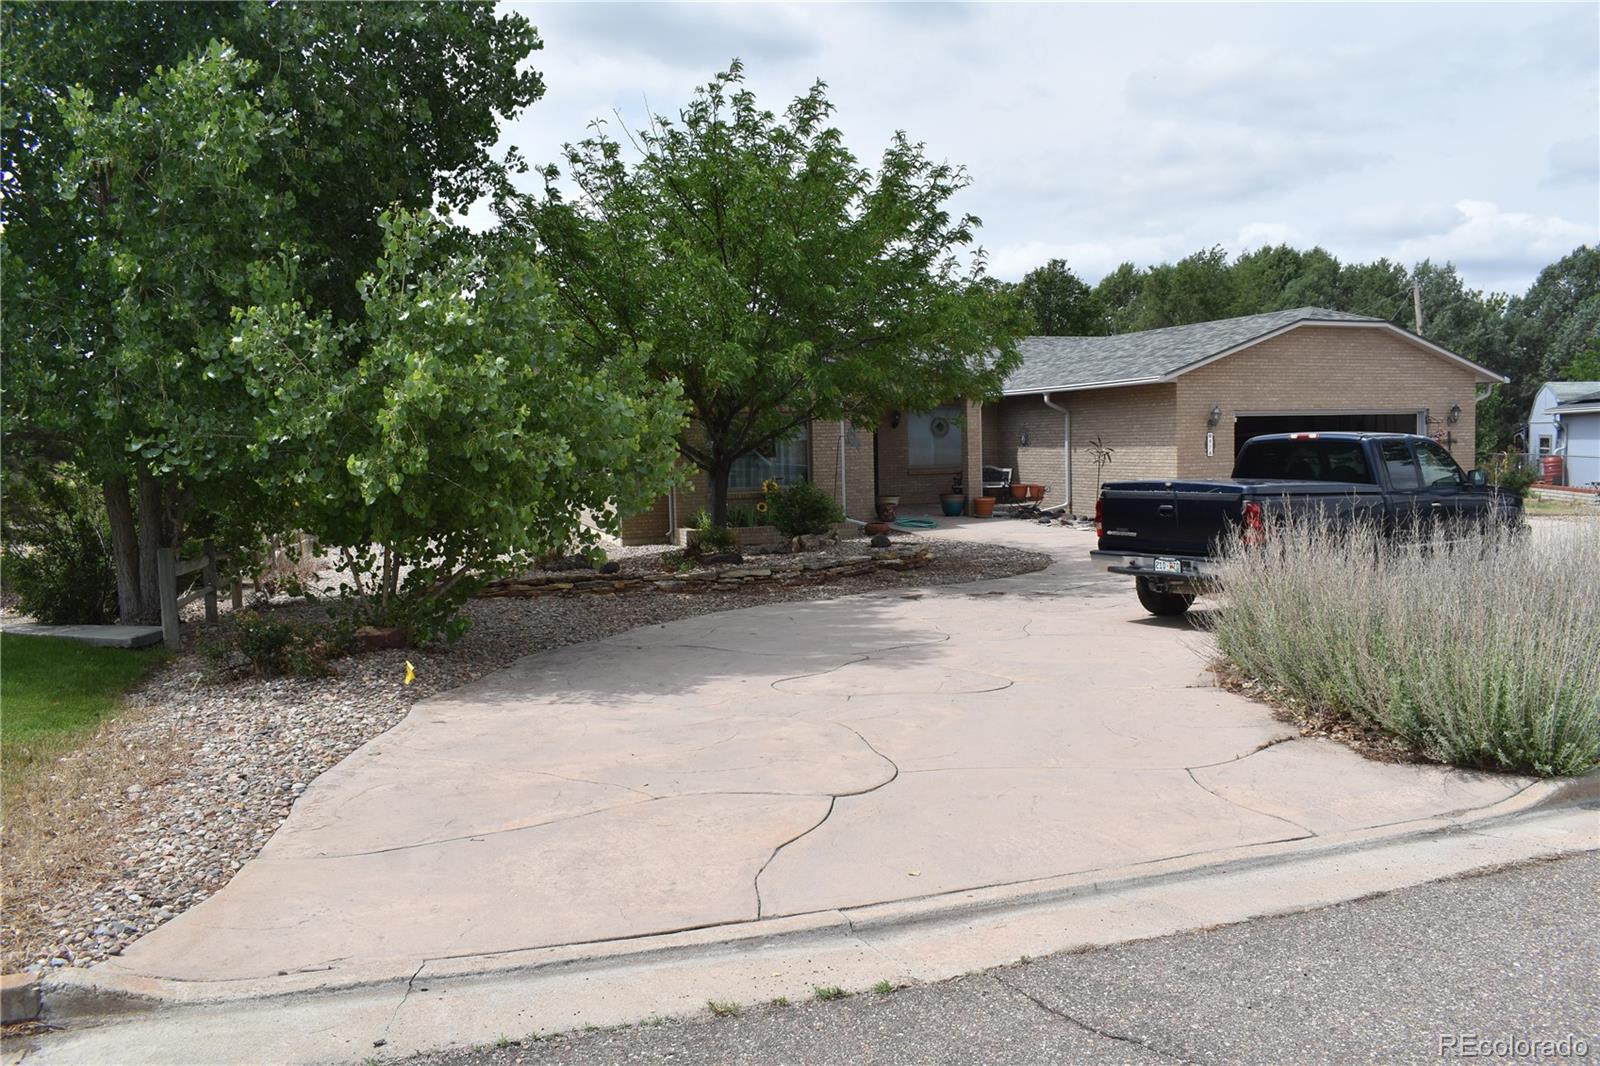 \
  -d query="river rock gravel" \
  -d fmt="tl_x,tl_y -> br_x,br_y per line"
1,535 -> 1048,974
